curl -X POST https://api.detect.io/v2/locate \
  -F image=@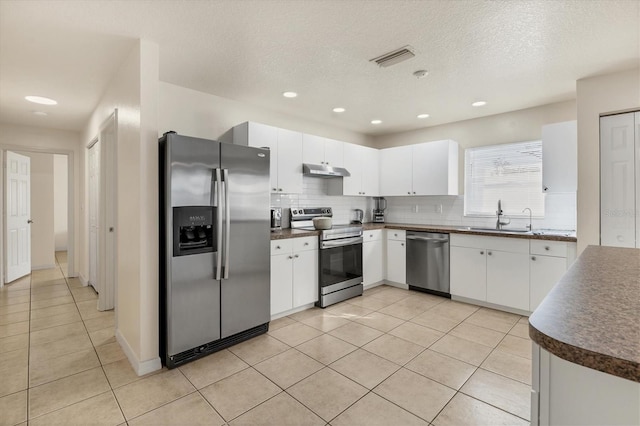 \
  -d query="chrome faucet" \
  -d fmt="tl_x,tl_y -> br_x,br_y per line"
522,207 -> 533,231
496,199 -> 510,230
